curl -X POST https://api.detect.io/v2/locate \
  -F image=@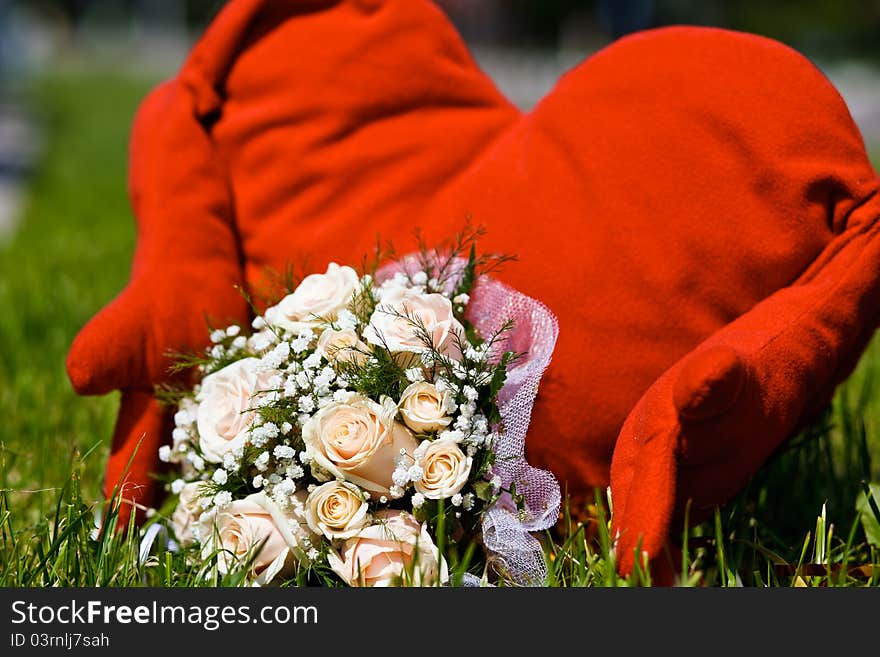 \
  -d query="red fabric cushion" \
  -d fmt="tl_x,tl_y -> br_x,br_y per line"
67,0 -> 880,560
